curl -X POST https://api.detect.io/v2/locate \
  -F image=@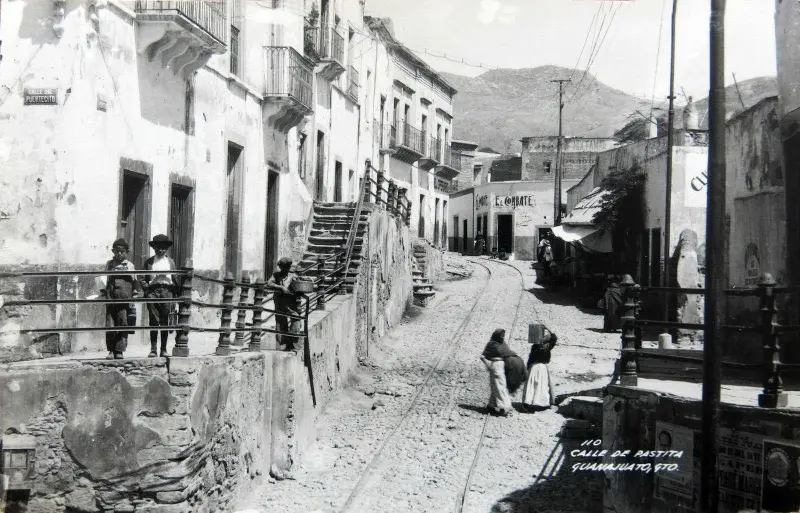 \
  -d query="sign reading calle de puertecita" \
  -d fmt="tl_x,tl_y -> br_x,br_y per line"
24,88 -> 58,105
